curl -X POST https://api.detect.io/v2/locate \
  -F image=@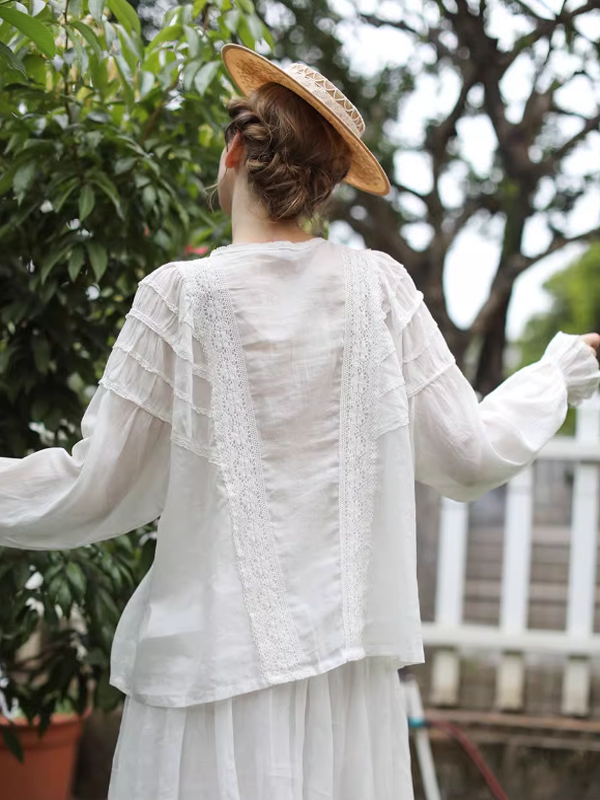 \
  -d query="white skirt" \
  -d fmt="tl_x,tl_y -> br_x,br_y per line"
107,657 -> 414,800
